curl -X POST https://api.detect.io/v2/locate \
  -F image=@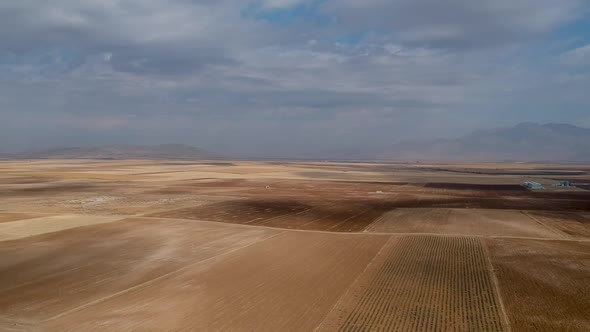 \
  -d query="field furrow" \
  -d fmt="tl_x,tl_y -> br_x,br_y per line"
320,236 -> 506,332
486,238 -> 590,332
36,231 -> 389,331
0,218 -> 277,324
